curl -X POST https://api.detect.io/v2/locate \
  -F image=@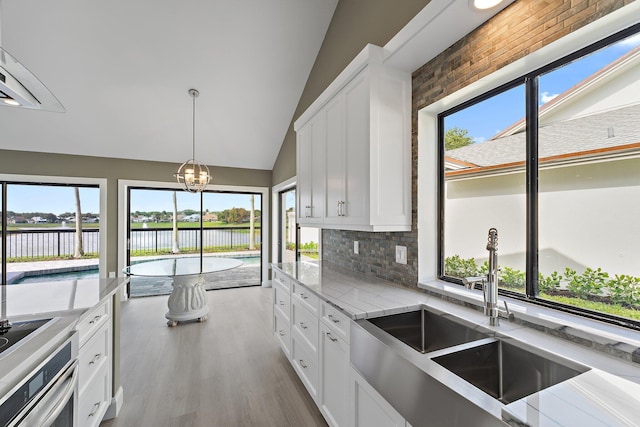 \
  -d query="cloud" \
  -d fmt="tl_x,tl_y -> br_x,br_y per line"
541,91 -> 559,103
474,136 -> 486,144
